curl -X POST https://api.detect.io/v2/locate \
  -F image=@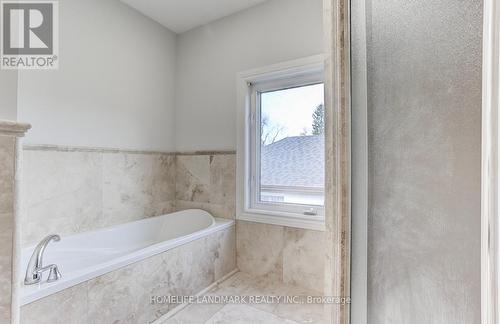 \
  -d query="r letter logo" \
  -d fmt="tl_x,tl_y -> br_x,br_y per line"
1,1 -> 58,69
